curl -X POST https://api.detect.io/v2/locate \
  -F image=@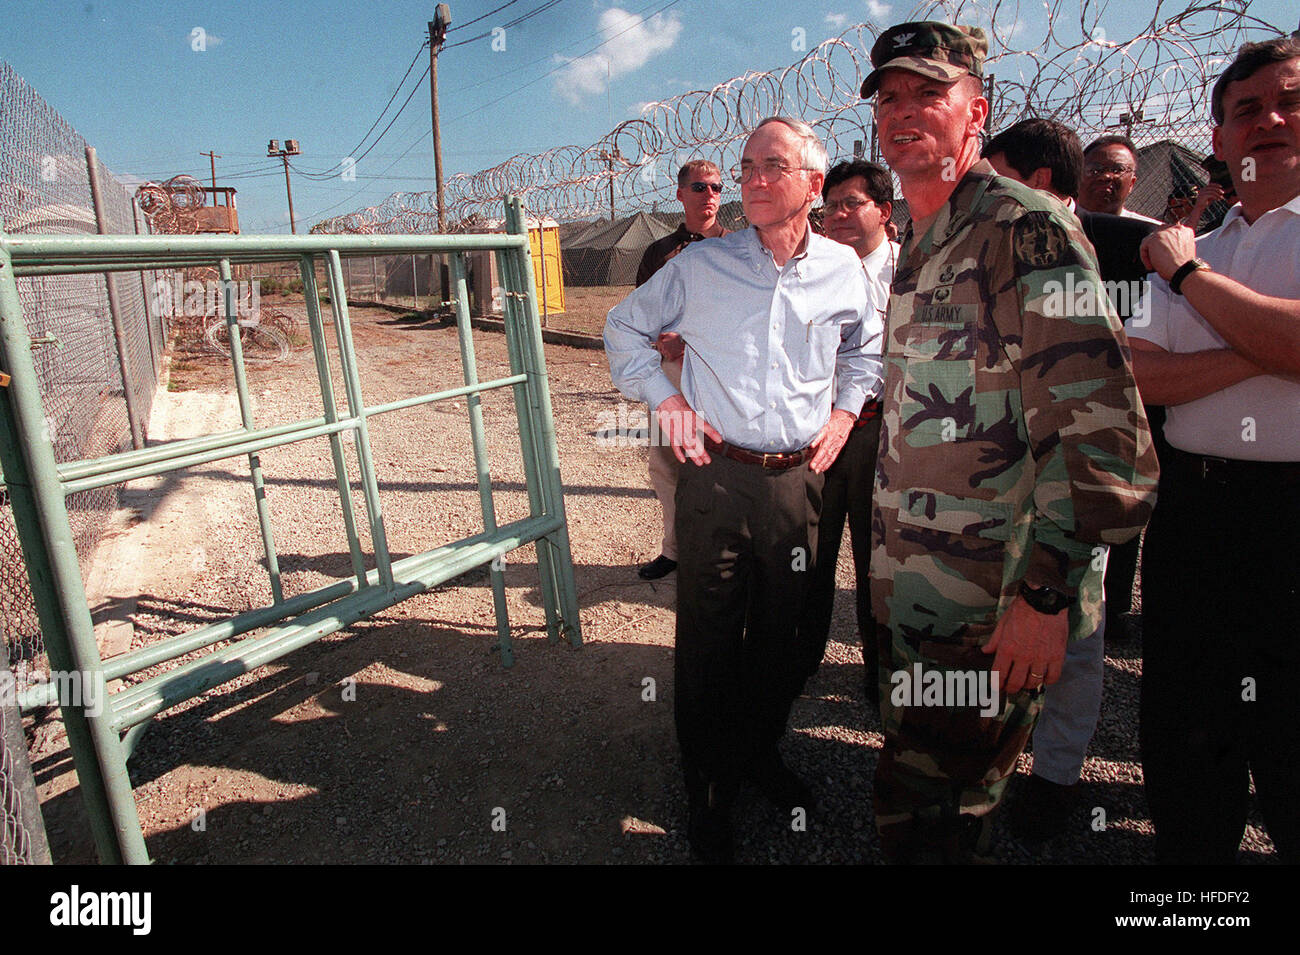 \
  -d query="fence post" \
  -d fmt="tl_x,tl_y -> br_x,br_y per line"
85,146 -> 143,450
1,637 -> 52,864
131,198 -> 161,376
0,237 -> 148,863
